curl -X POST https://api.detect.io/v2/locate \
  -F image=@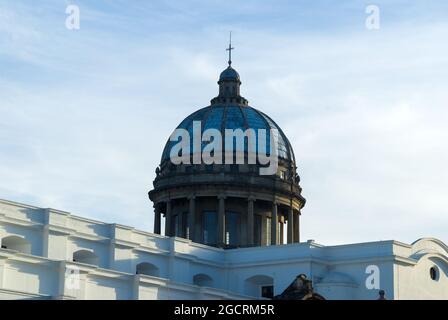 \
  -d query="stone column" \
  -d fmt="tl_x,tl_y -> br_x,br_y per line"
287,206 -> 294,244
217,195 -> 226,247
279,215 -> 284,245
271,202 -> 278,246
247,197 -> 255,246
294,210 -> 300,243
164,200 -> 172,237
261,212 -> 267,246
153,205 -> 161,235
188,196 -> 196,241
